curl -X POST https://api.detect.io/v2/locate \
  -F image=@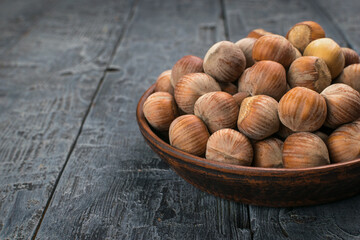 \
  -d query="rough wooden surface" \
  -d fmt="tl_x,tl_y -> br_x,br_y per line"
35,0 -> 252,239
0,0 -> 360,239
0,0 -> 133,239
